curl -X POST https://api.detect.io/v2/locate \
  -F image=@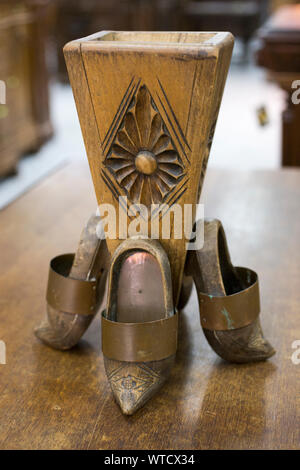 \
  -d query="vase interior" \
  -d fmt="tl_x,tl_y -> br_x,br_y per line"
95,31 -> 217,44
